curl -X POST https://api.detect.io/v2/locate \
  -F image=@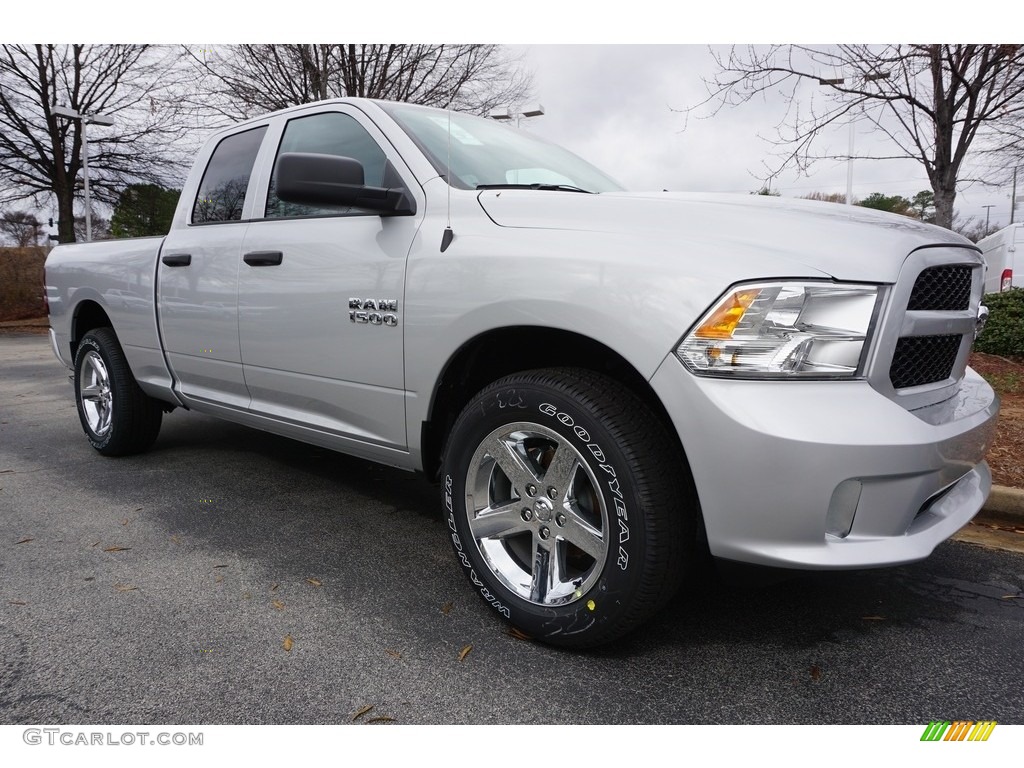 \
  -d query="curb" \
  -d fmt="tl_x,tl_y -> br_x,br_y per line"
981,485 -> 1024,522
